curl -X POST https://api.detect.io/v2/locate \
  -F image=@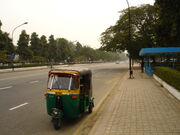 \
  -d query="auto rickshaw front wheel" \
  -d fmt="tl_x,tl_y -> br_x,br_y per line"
53,118 -> 62,130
